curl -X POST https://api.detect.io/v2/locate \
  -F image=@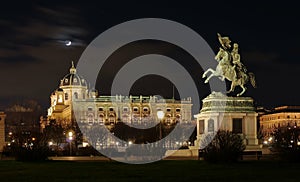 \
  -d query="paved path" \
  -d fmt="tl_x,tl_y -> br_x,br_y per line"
48,156 -> 198,162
